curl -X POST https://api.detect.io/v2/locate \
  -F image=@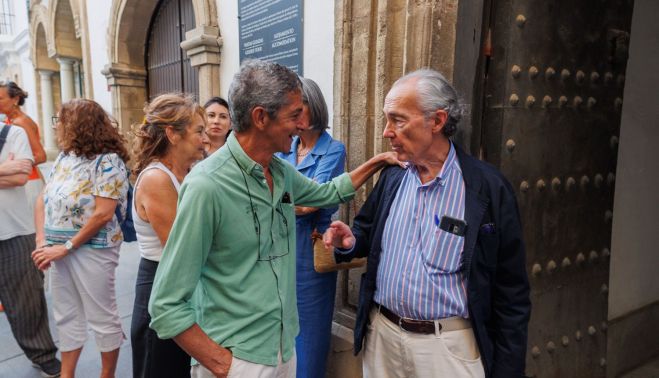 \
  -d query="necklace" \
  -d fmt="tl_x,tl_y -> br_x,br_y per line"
297,145 -> 312,157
